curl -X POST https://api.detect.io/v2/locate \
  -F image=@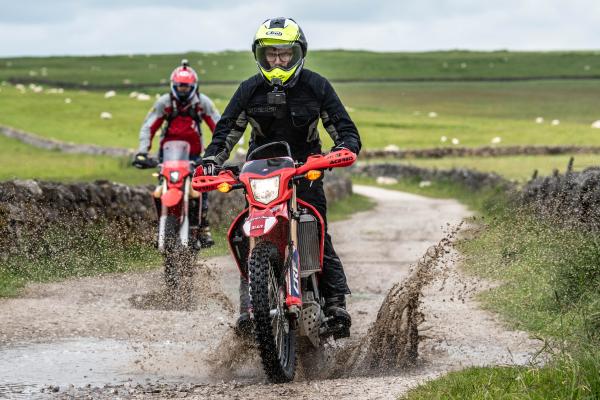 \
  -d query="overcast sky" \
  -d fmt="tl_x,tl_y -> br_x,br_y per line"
1,0 -> 599,57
